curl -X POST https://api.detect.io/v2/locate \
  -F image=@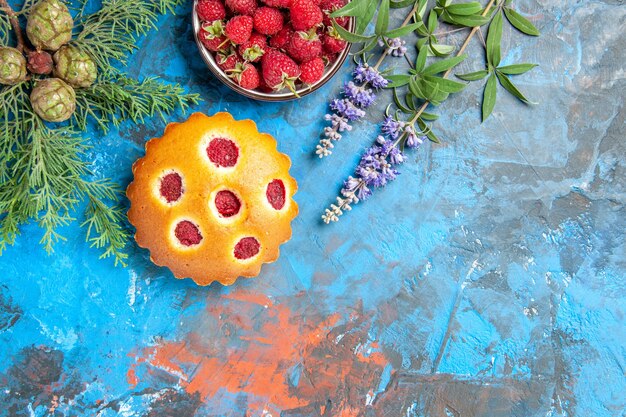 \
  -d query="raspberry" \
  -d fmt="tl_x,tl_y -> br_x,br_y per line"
175,221 -> 203,246
253,7 -> 283,35
299,57 -> 324,84
266,179 -> 286,209
286,30 -> 322,62
289,0 -> 323,31
261,0 -> 291,7
225,15 -> 254,44
207,138 -> 239,167
234,237 -> 260,259
321,0 -> 348,27
269,25 -> 293,49
322,27 -> 346,53
217,49 -> 243,71
196,0 -> 226,22
239,32 -> 267,62
320,50 -> 337,65
159,172 -> 183,203
261,49 -> 300,91
199,20 -> 230,52
257,74 -> 274,92
230,62 -> 261,89
225,0 -> 257,15
201,35 -> 229,52
215,190 -> 241,217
